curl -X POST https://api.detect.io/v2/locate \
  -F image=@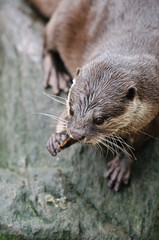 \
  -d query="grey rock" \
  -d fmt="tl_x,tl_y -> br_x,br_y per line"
0,0 -> 159,239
